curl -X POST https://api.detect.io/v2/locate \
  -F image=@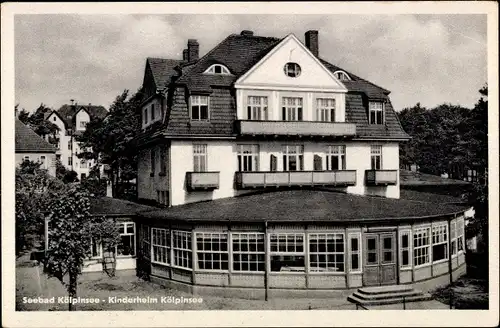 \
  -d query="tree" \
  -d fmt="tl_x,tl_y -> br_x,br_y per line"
77,89 -> 144,197
44,187 -> 120,310
17,103 -> 60,146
